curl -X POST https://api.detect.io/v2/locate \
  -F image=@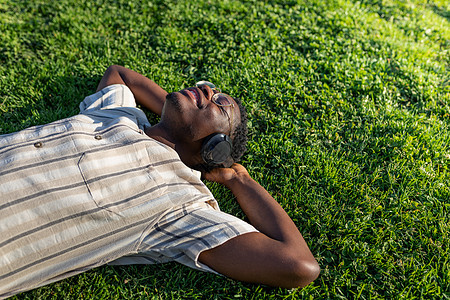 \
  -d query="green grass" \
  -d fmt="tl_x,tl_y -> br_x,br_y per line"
1,0 -> 449,298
